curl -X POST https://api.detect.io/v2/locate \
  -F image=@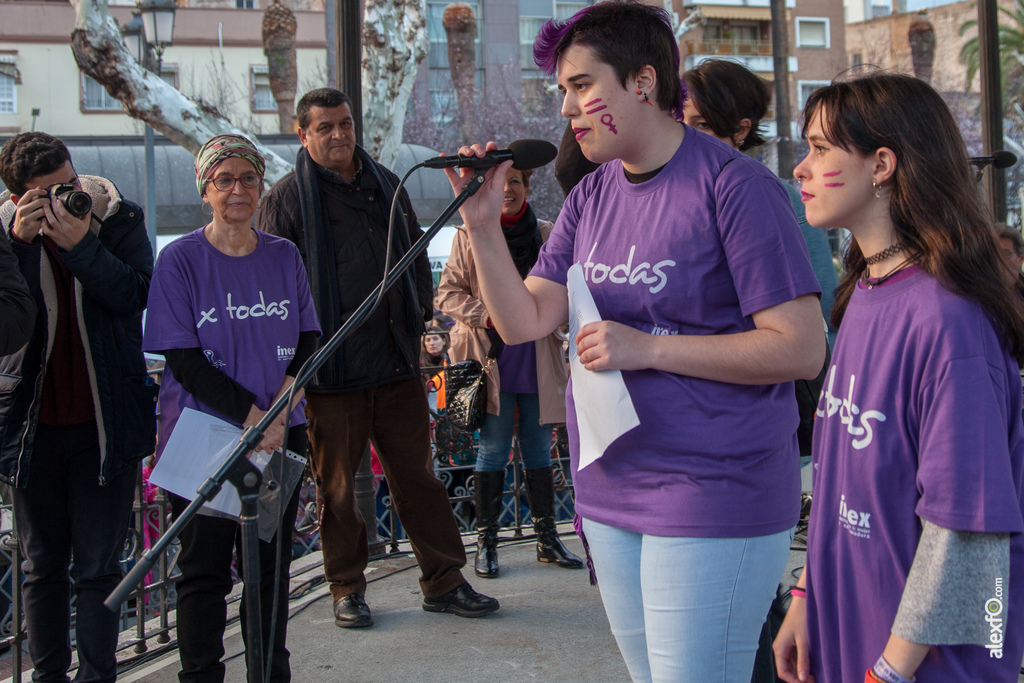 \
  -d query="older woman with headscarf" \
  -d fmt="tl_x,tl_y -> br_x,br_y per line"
143,134 -> 320,683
